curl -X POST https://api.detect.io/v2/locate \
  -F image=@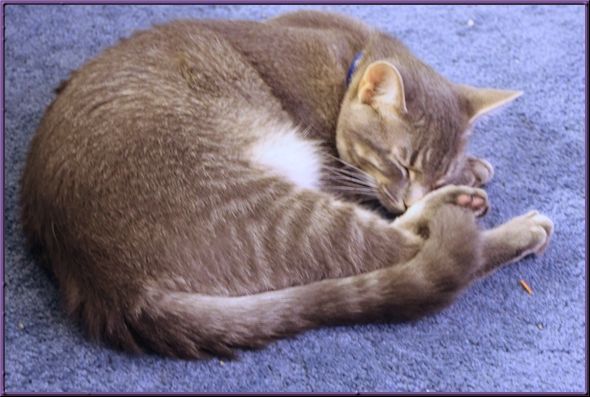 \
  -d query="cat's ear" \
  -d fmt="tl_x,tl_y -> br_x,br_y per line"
358,61 -> 407,114
458,84 -> 523,124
